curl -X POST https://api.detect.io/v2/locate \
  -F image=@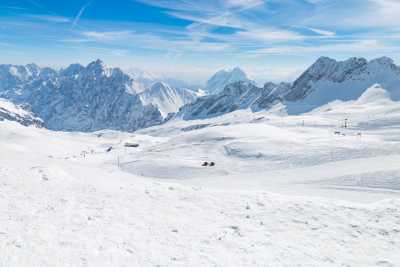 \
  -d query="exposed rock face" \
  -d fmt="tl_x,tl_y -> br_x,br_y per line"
178,56 -> 400,119
0,60 -> 163,132
285,56 -> 400,114
0,98 -> 43,127
2,56 -> 400,128
177,81 -> 290,120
